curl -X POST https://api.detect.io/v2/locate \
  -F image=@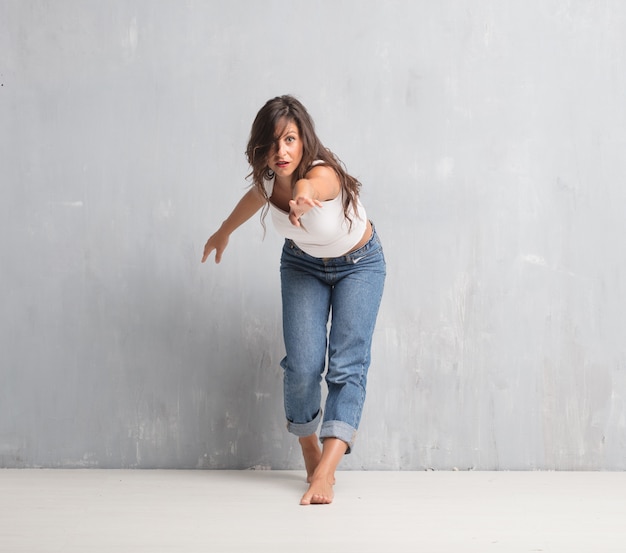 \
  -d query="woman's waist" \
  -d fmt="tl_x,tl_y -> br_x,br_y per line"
284,221 -> 382,263
345,219 -> 373,255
